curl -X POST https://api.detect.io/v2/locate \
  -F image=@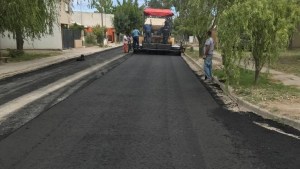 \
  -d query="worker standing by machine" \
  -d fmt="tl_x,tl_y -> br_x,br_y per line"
144,20 -> 152,43
134,8 -> 182,55
132,27 -> 140,50
162,19 -> 170,44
